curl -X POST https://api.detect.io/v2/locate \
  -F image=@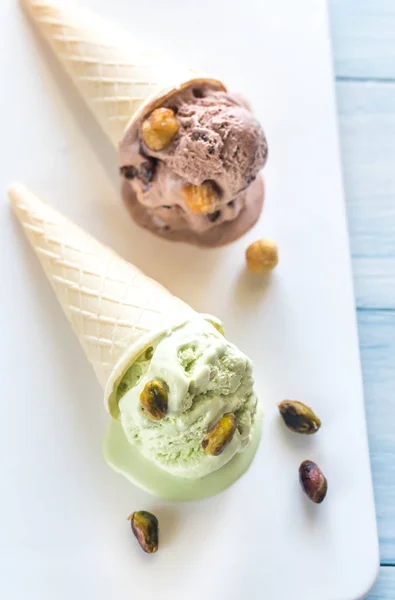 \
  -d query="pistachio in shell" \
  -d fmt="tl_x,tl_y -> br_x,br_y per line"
136,346 -> 154,362
128,511 -> 159,554
140,380 -> 168,420
278,400 -> 321,434
299,460 -> 328,504
201,413 -> 237,456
